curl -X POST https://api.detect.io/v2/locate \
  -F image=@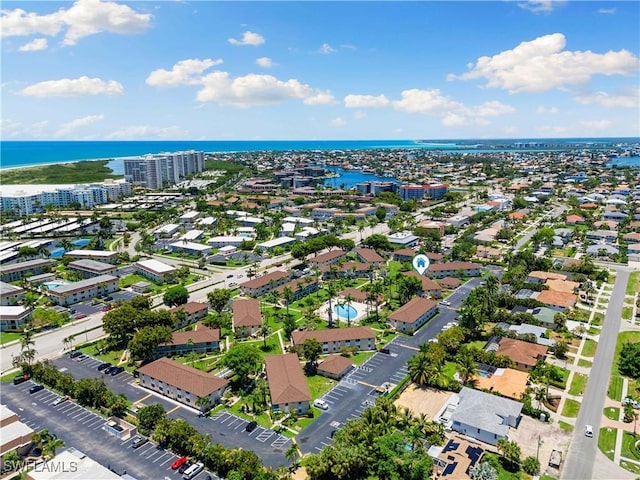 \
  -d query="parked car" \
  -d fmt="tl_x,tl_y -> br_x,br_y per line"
171,457 -> 188,470
131,436 -> 148,449
623,397 -> 640,409
97,362 -> 112,371
313,399 -> 329,410
29,385 -> 44,394
75,314 -> 87,319
69,351 -> 82,359
584,424 -> 593,437
110,366 -> 124,376
379,347 -> 390,354
178,461 -> 192,474
245,421 -> 258,432
53,396 -> 69,406
182,462 -> 204,480
13,374 -> 30,385
226,274 -> 234,278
